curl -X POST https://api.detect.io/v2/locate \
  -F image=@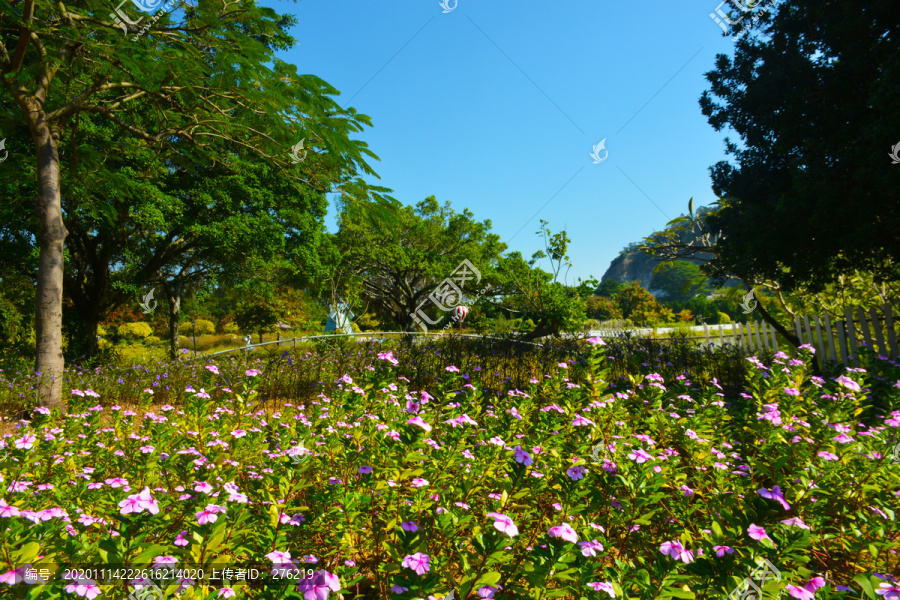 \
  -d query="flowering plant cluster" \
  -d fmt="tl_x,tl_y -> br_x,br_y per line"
0,341 -> 898,599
